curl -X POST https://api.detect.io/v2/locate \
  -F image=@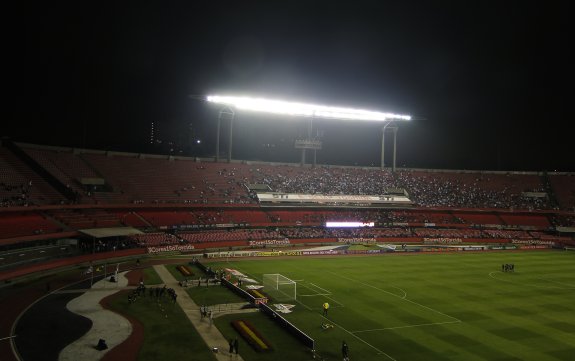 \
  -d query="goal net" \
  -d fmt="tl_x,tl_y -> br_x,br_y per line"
263,274 -> 297,302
